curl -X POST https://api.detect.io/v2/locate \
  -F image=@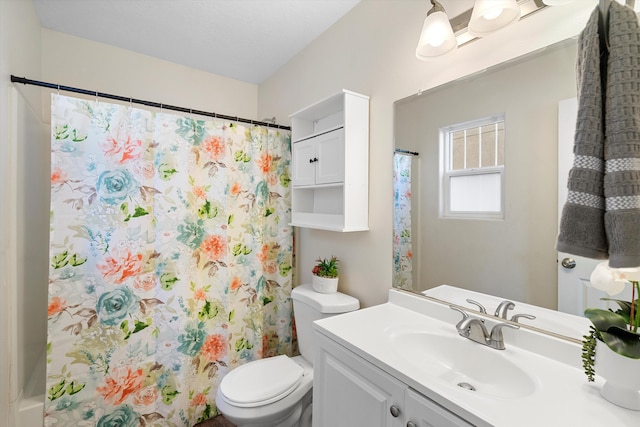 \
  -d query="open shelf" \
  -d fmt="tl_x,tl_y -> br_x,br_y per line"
290,89 -> 370,232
